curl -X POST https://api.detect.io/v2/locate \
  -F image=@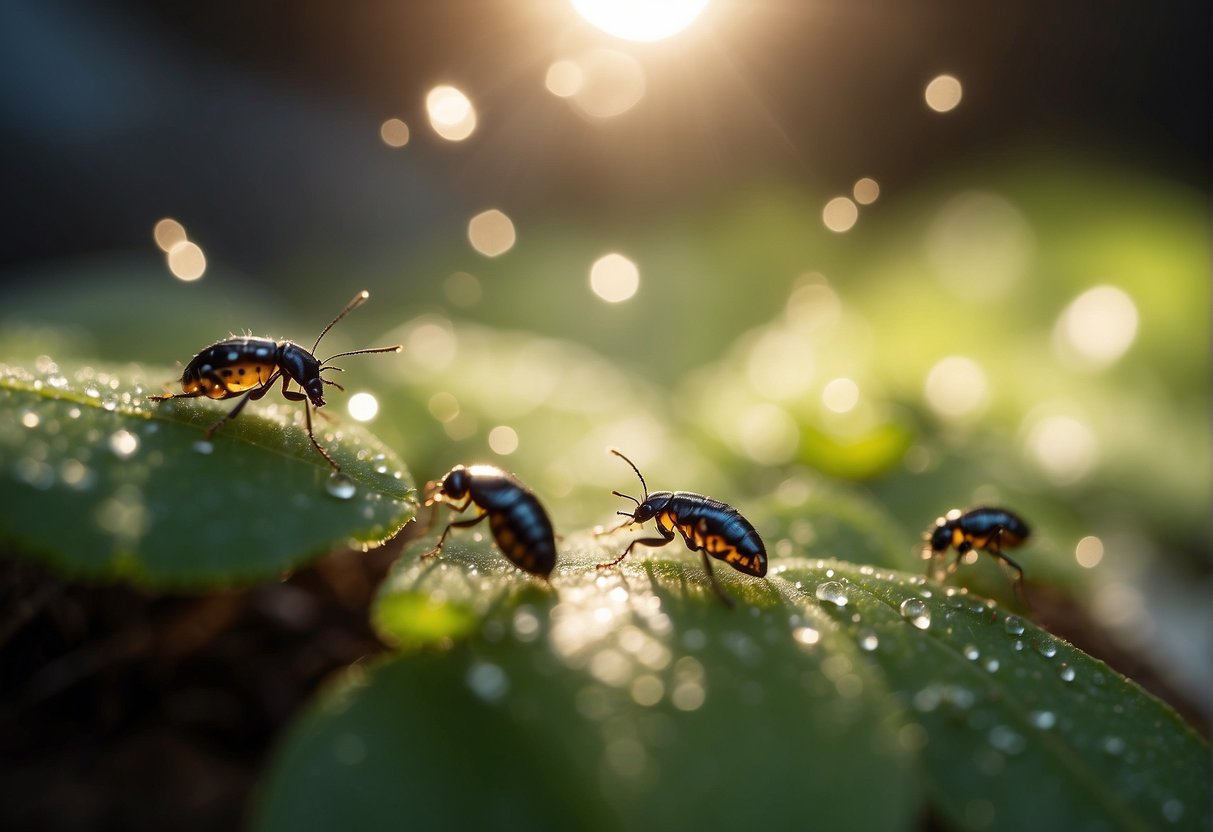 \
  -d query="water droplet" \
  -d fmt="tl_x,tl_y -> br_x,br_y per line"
1059,663 -> 1076,682
192,440 -> 214,455
987,725 -> 1026,754
1013,639 -> 1025,651
858,630 -> 879,651
984,658 -> 1000,673
466,661 -> 509,702
1033,637 -> 1058,658
108,429 -> 139,459
1003,615 -> 1025,636
1102,736 -> 1125,756
326,473 -> 357,499
815,580 -> 848,607
900,597 -> 932,629
1030,710 -> 1056,730
20,411 -> 39,428
963,644 -> 980,661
